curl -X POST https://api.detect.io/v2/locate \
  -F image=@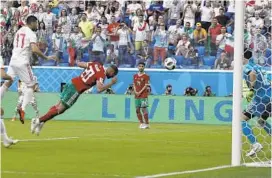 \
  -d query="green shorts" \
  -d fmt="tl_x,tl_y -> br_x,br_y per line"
135,98 -> 148,108
60,83 -> 80,108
